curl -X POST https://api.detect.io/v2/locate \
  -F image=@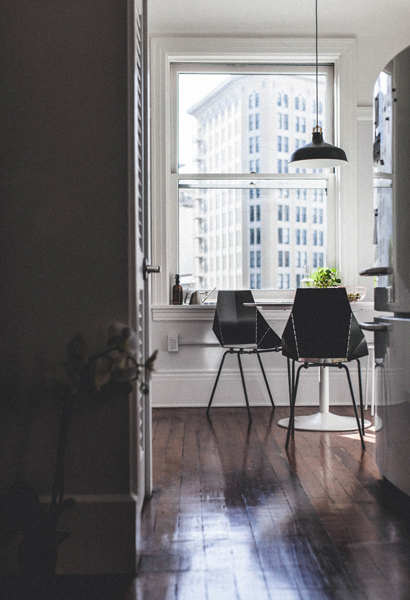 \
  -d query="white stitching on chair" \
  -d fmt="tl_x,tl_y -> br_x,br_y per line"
291,313 -> 300,360
346,313 -> 352,359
